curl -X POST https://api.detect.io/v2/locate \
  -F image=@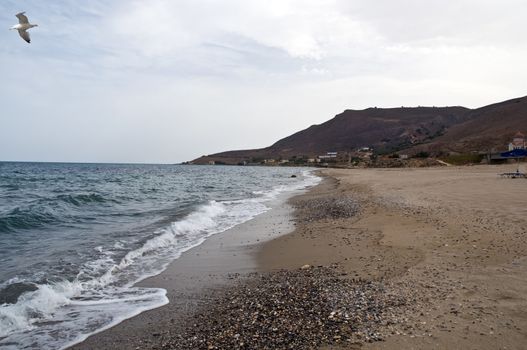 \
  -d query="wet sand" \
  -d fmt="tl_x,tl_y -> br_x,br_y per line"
73,164 -> 527,349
